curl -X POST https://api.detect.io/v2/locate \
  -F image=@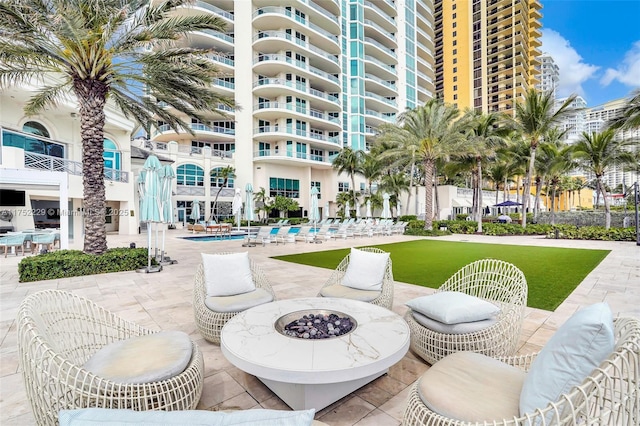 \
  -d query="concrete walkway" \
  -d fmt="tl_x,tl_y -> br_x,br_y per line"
1,230 -> 638,425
